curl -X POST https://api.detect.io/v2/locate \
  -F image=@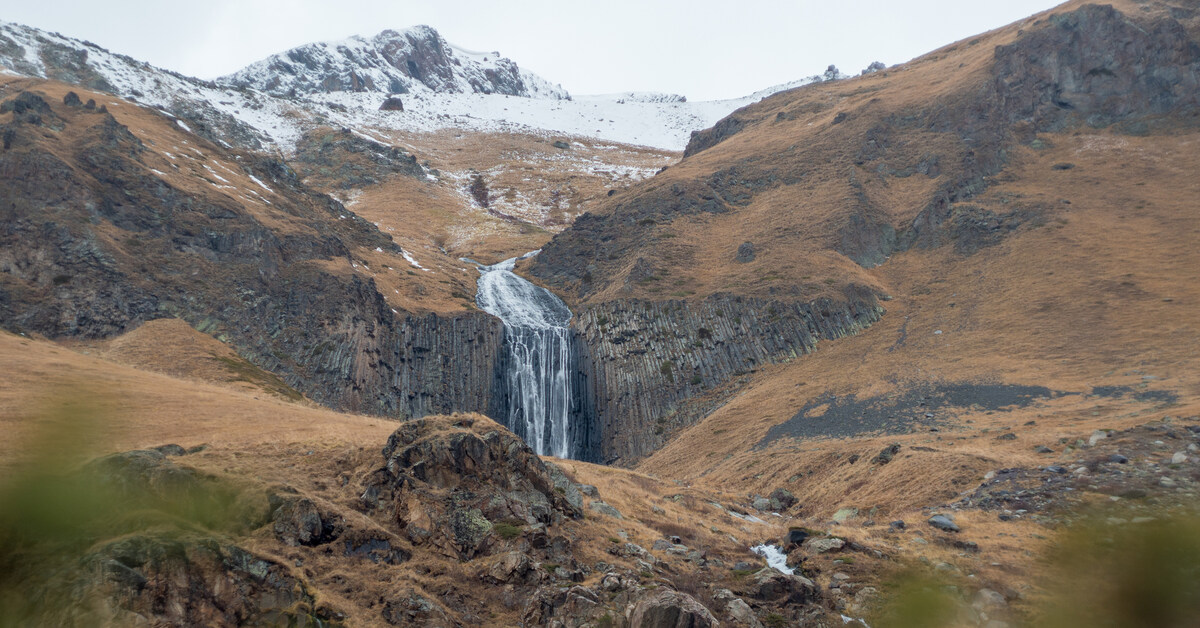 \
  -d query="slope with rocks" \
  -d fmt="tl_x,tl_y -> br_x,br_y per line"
0,329 -> 859,627
528,0 -> 1200,464
0,77 -> 503,420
